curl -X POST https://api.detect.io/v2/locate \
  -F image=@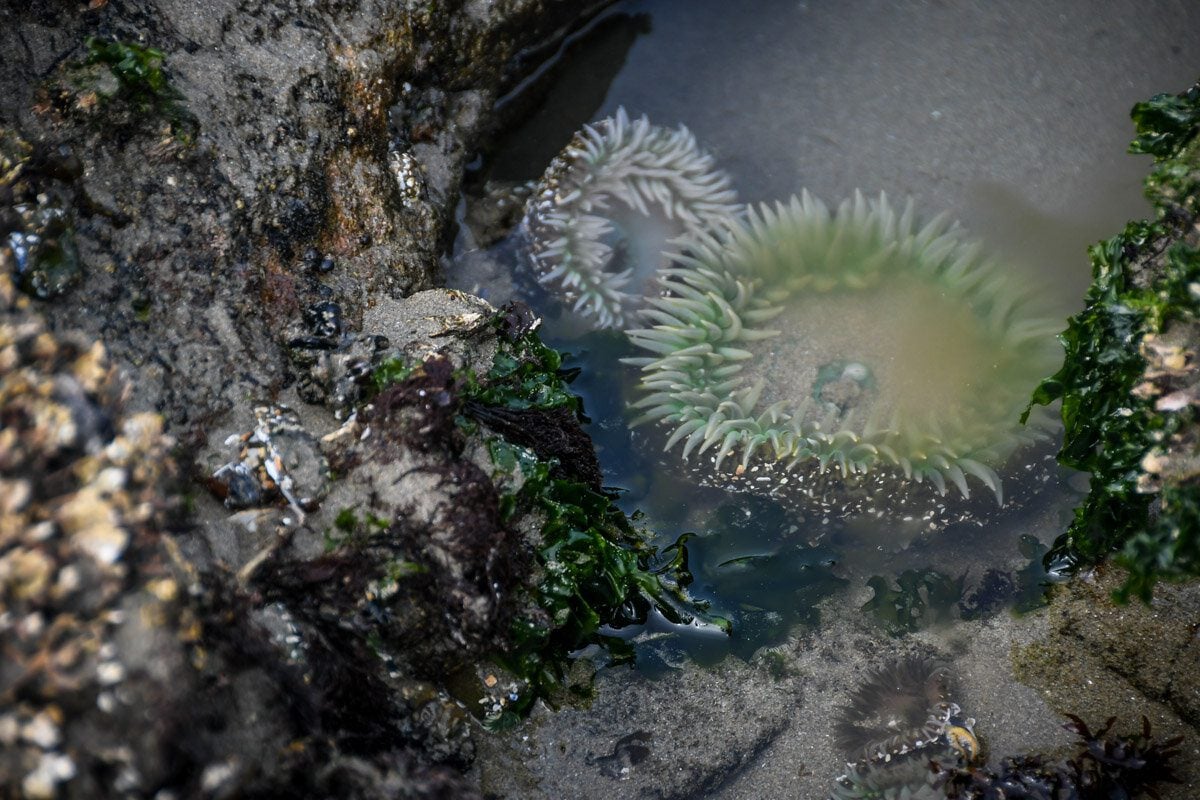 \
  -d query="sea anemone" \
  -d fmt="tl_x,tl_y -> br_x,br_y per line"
625,191 -> 1061,516
521,107 -> 740,329
829,657 -> 981,800
829,756 -> 945,800
834,656 -> 957,764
